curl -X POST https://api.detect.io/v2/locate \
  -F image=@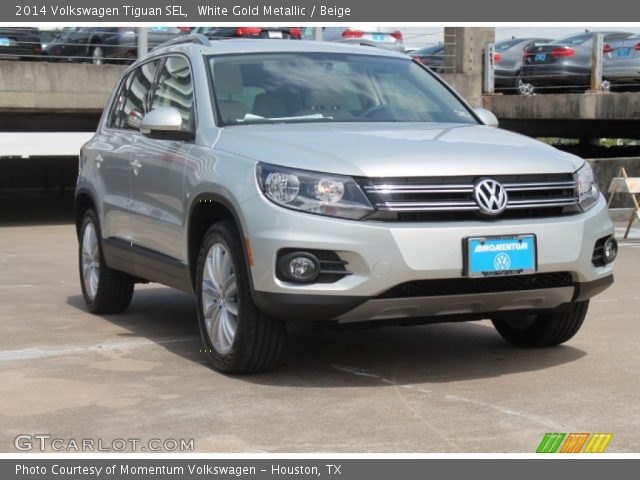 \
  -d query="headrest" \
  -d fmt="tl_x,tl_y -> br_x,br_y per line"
214,63 -> 244,96
307,88 -> 343,110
